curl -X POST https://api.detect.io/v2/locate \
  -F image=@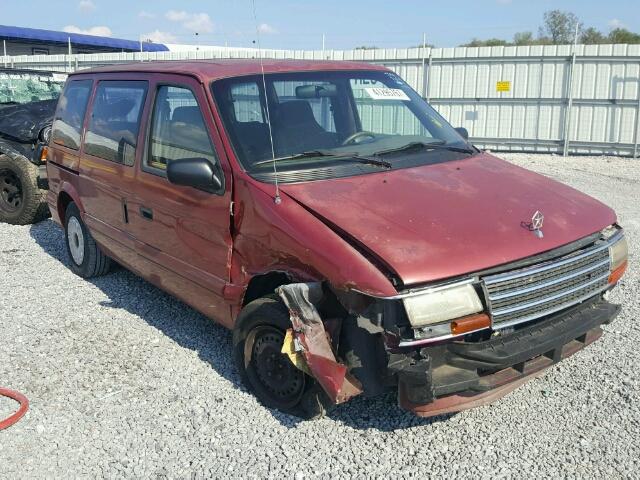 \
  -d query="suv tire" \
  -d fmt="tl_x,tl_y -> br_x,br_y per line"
0,155 -> 49,225
233,295 -> 332,419
64,202 -> 112,278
